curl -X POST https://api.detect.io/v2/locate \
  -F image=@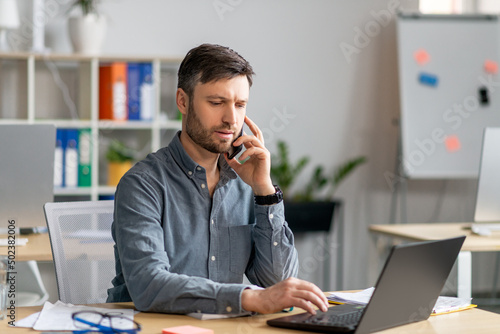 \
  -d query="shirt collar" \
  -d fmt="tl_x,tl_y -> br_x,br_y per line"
169,131 -> 238,181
